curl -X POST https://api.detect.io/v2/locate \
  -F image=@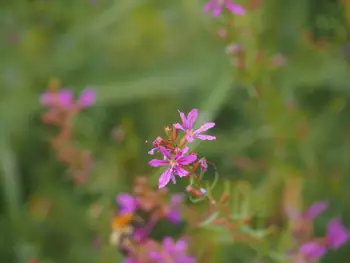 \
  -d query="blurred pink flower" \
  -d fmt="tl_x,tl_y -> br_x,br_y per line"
204,0 -> 245,17
149,237 -> 195,263
40,88 -> 96,109
174,109 -> 216,143
166,193 -> 184,223
326,218 -> 350,249
116,193 -> 138,214
149,146 -> 197,188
